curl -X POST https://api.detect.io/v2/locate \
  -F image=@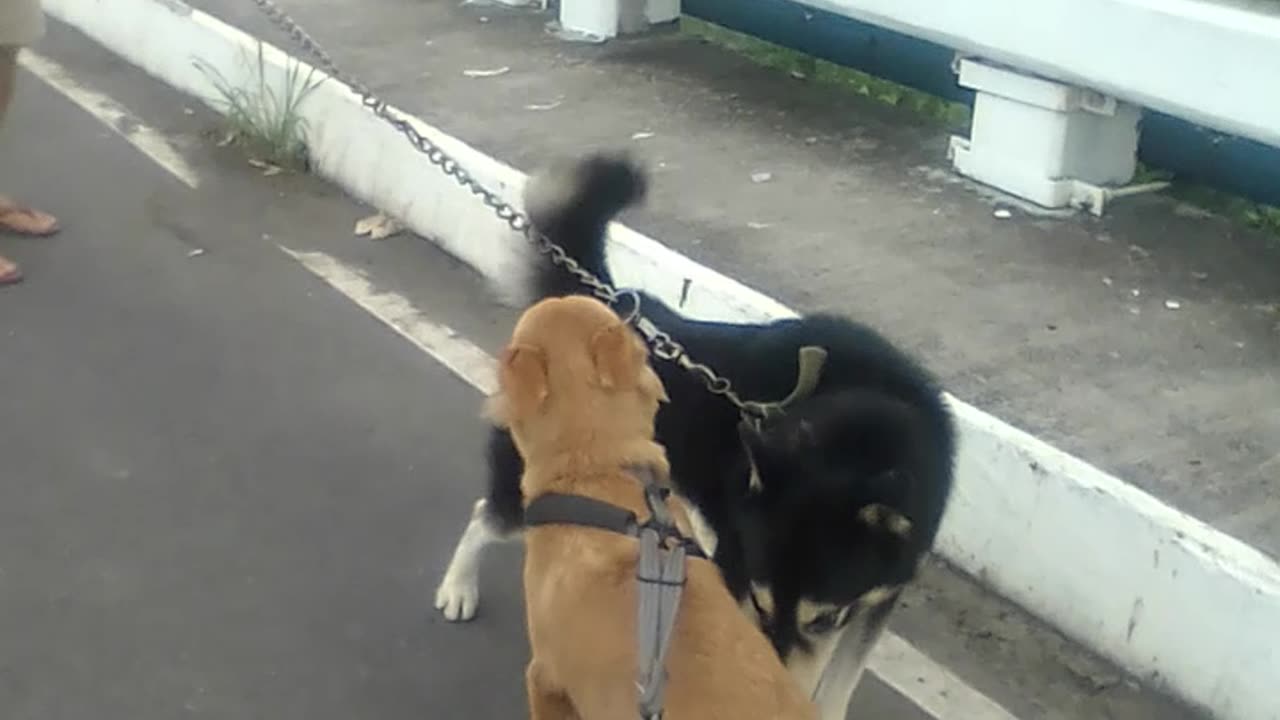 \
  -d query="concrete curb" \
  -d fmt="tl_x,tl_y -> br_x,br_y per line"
44,1 -> 1280,717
